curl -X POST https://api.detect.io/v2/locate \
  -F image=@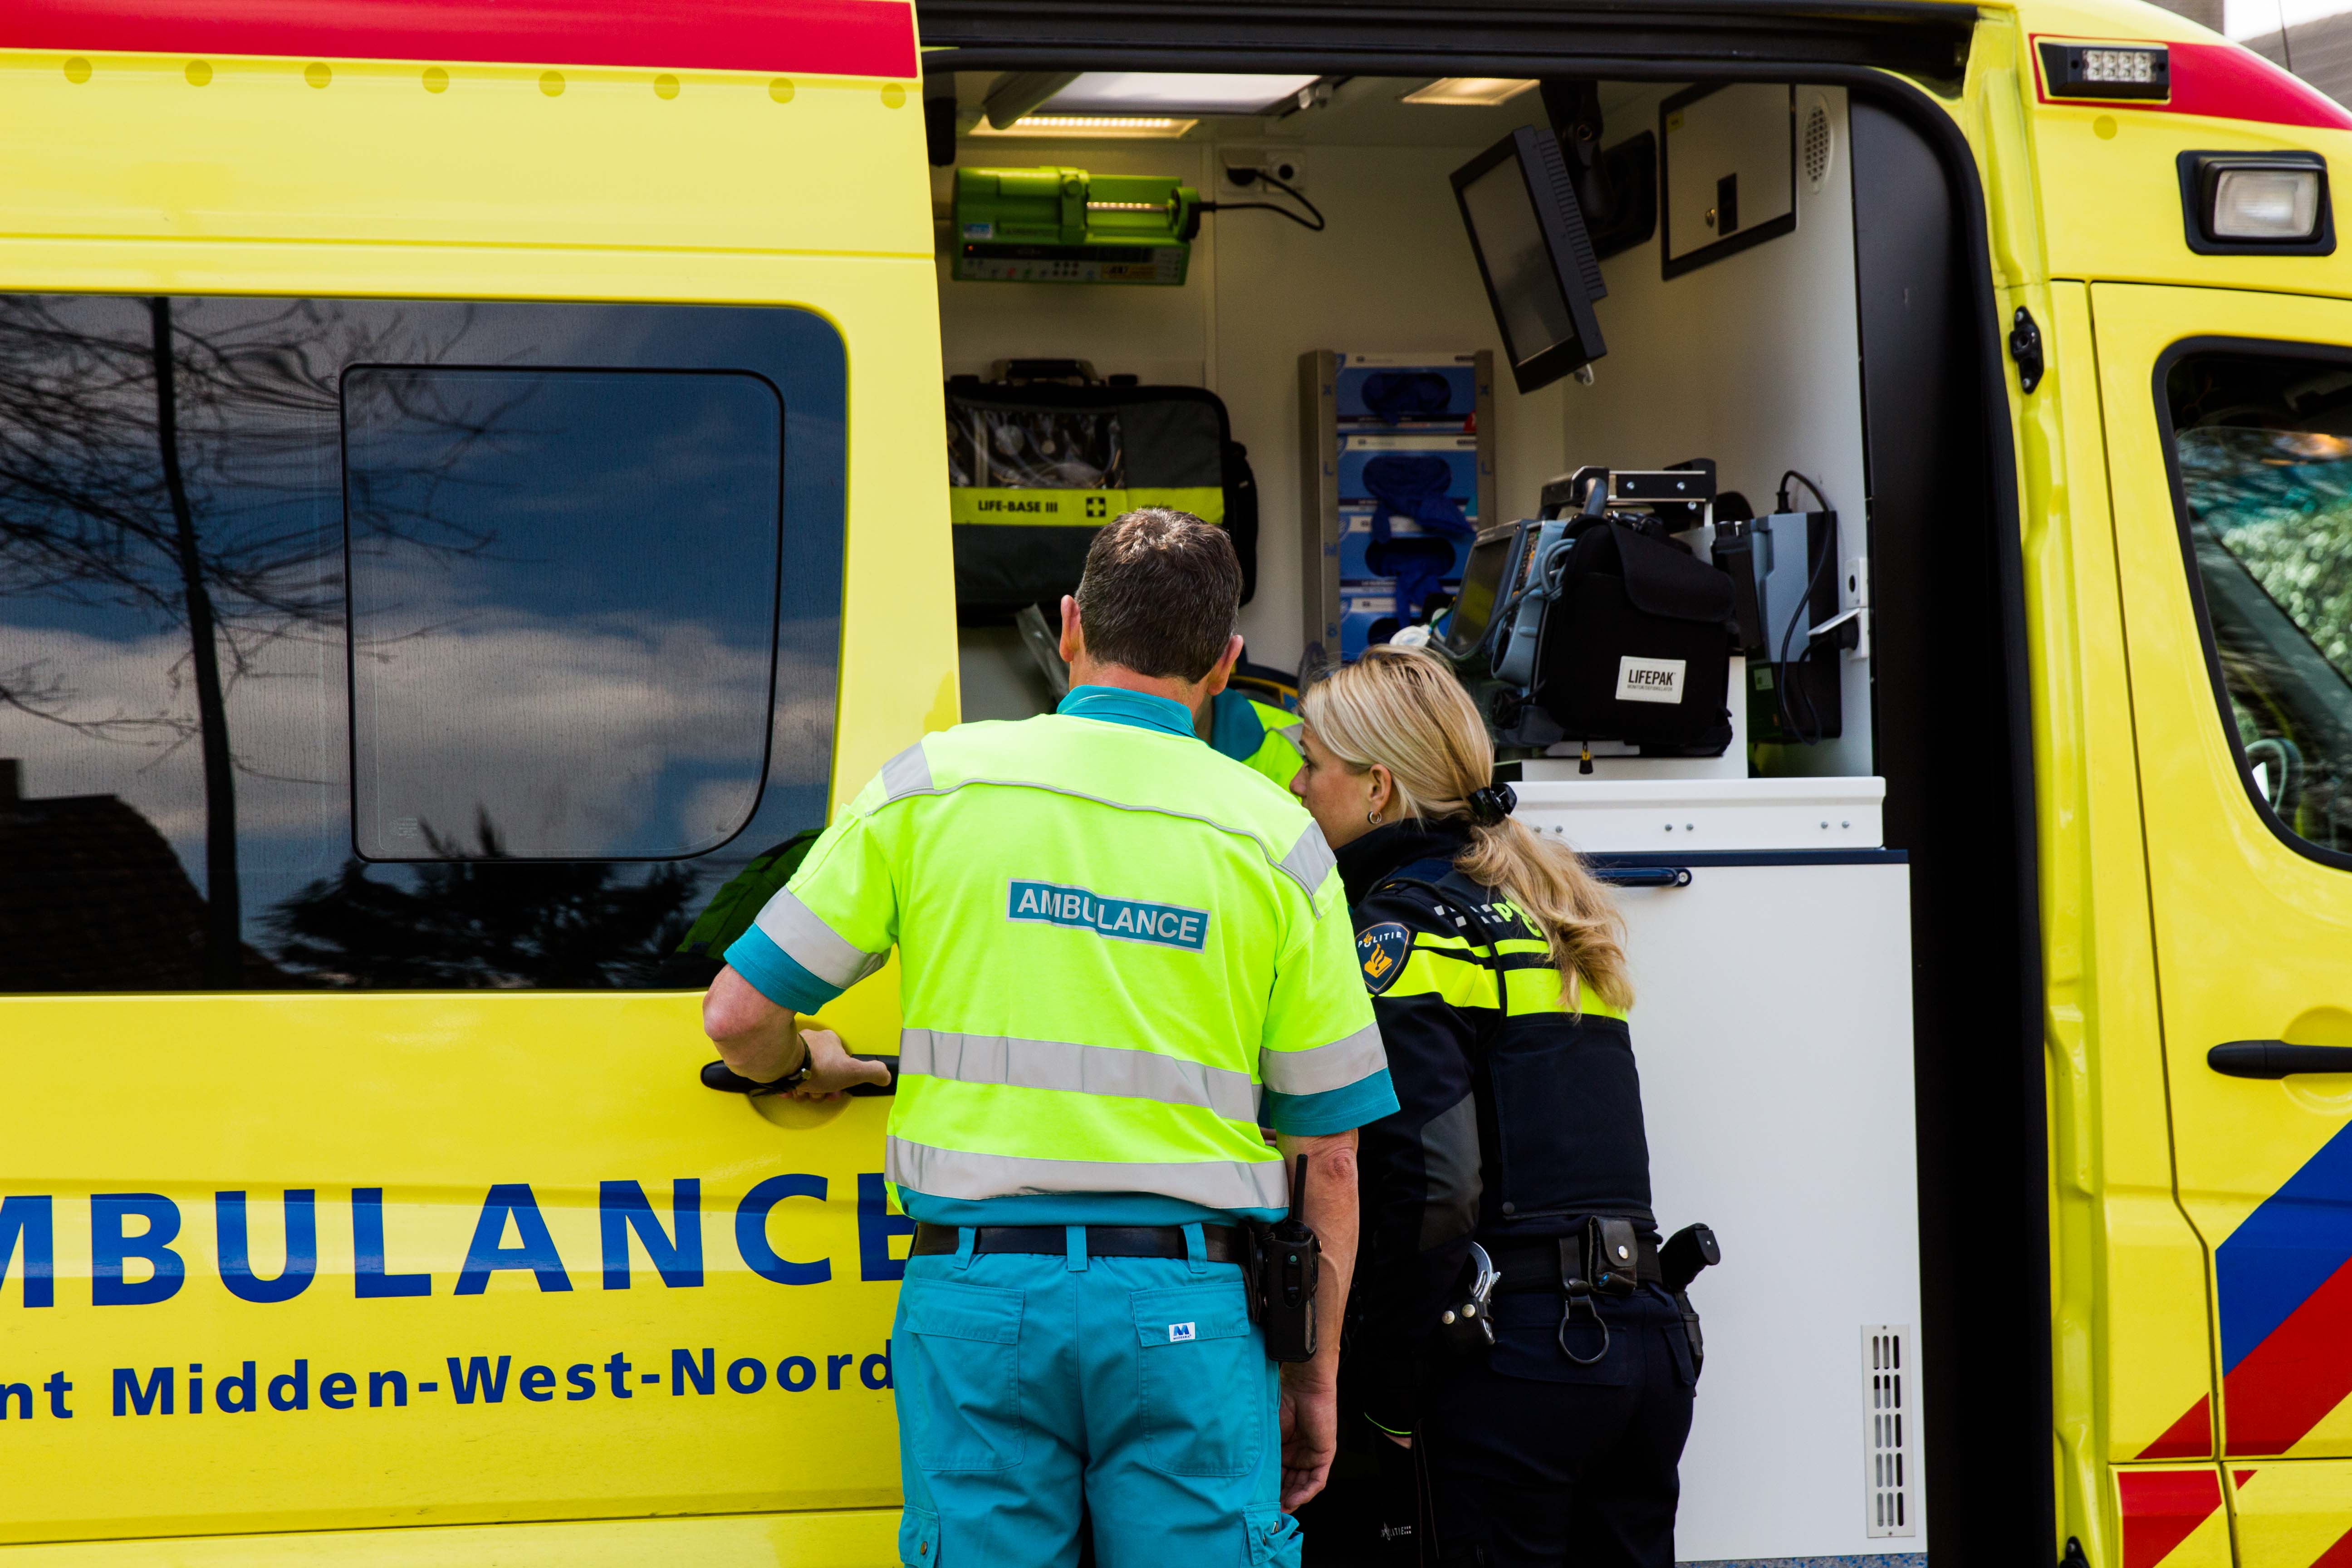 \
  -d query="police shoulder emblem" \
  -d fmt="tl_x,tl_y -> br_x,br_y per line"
1356,922 -> 1412,995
